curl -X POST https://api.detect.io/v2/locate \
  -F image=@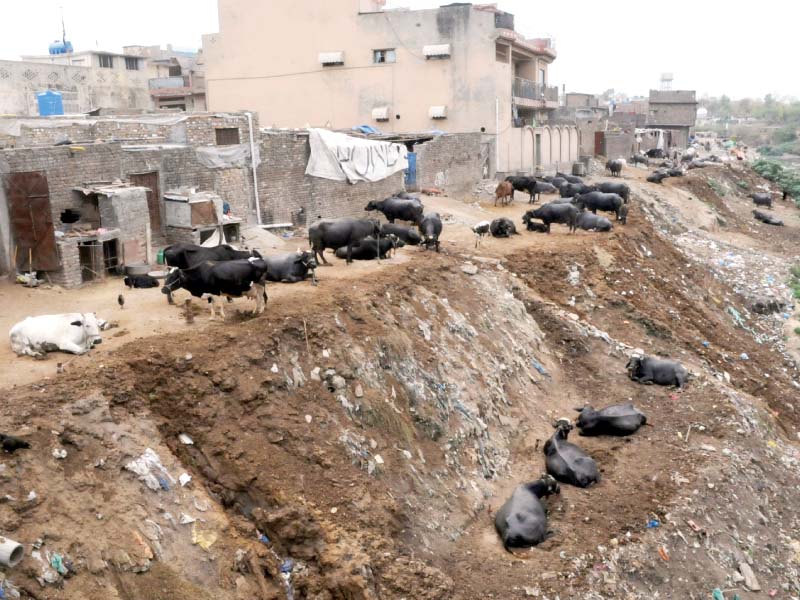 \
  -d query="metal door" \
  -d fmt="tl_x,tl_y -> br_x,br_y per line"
404,152 -> 417,189
4,171 -> 59,271
595,131 -> 604,156
129,171 -> 162,233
